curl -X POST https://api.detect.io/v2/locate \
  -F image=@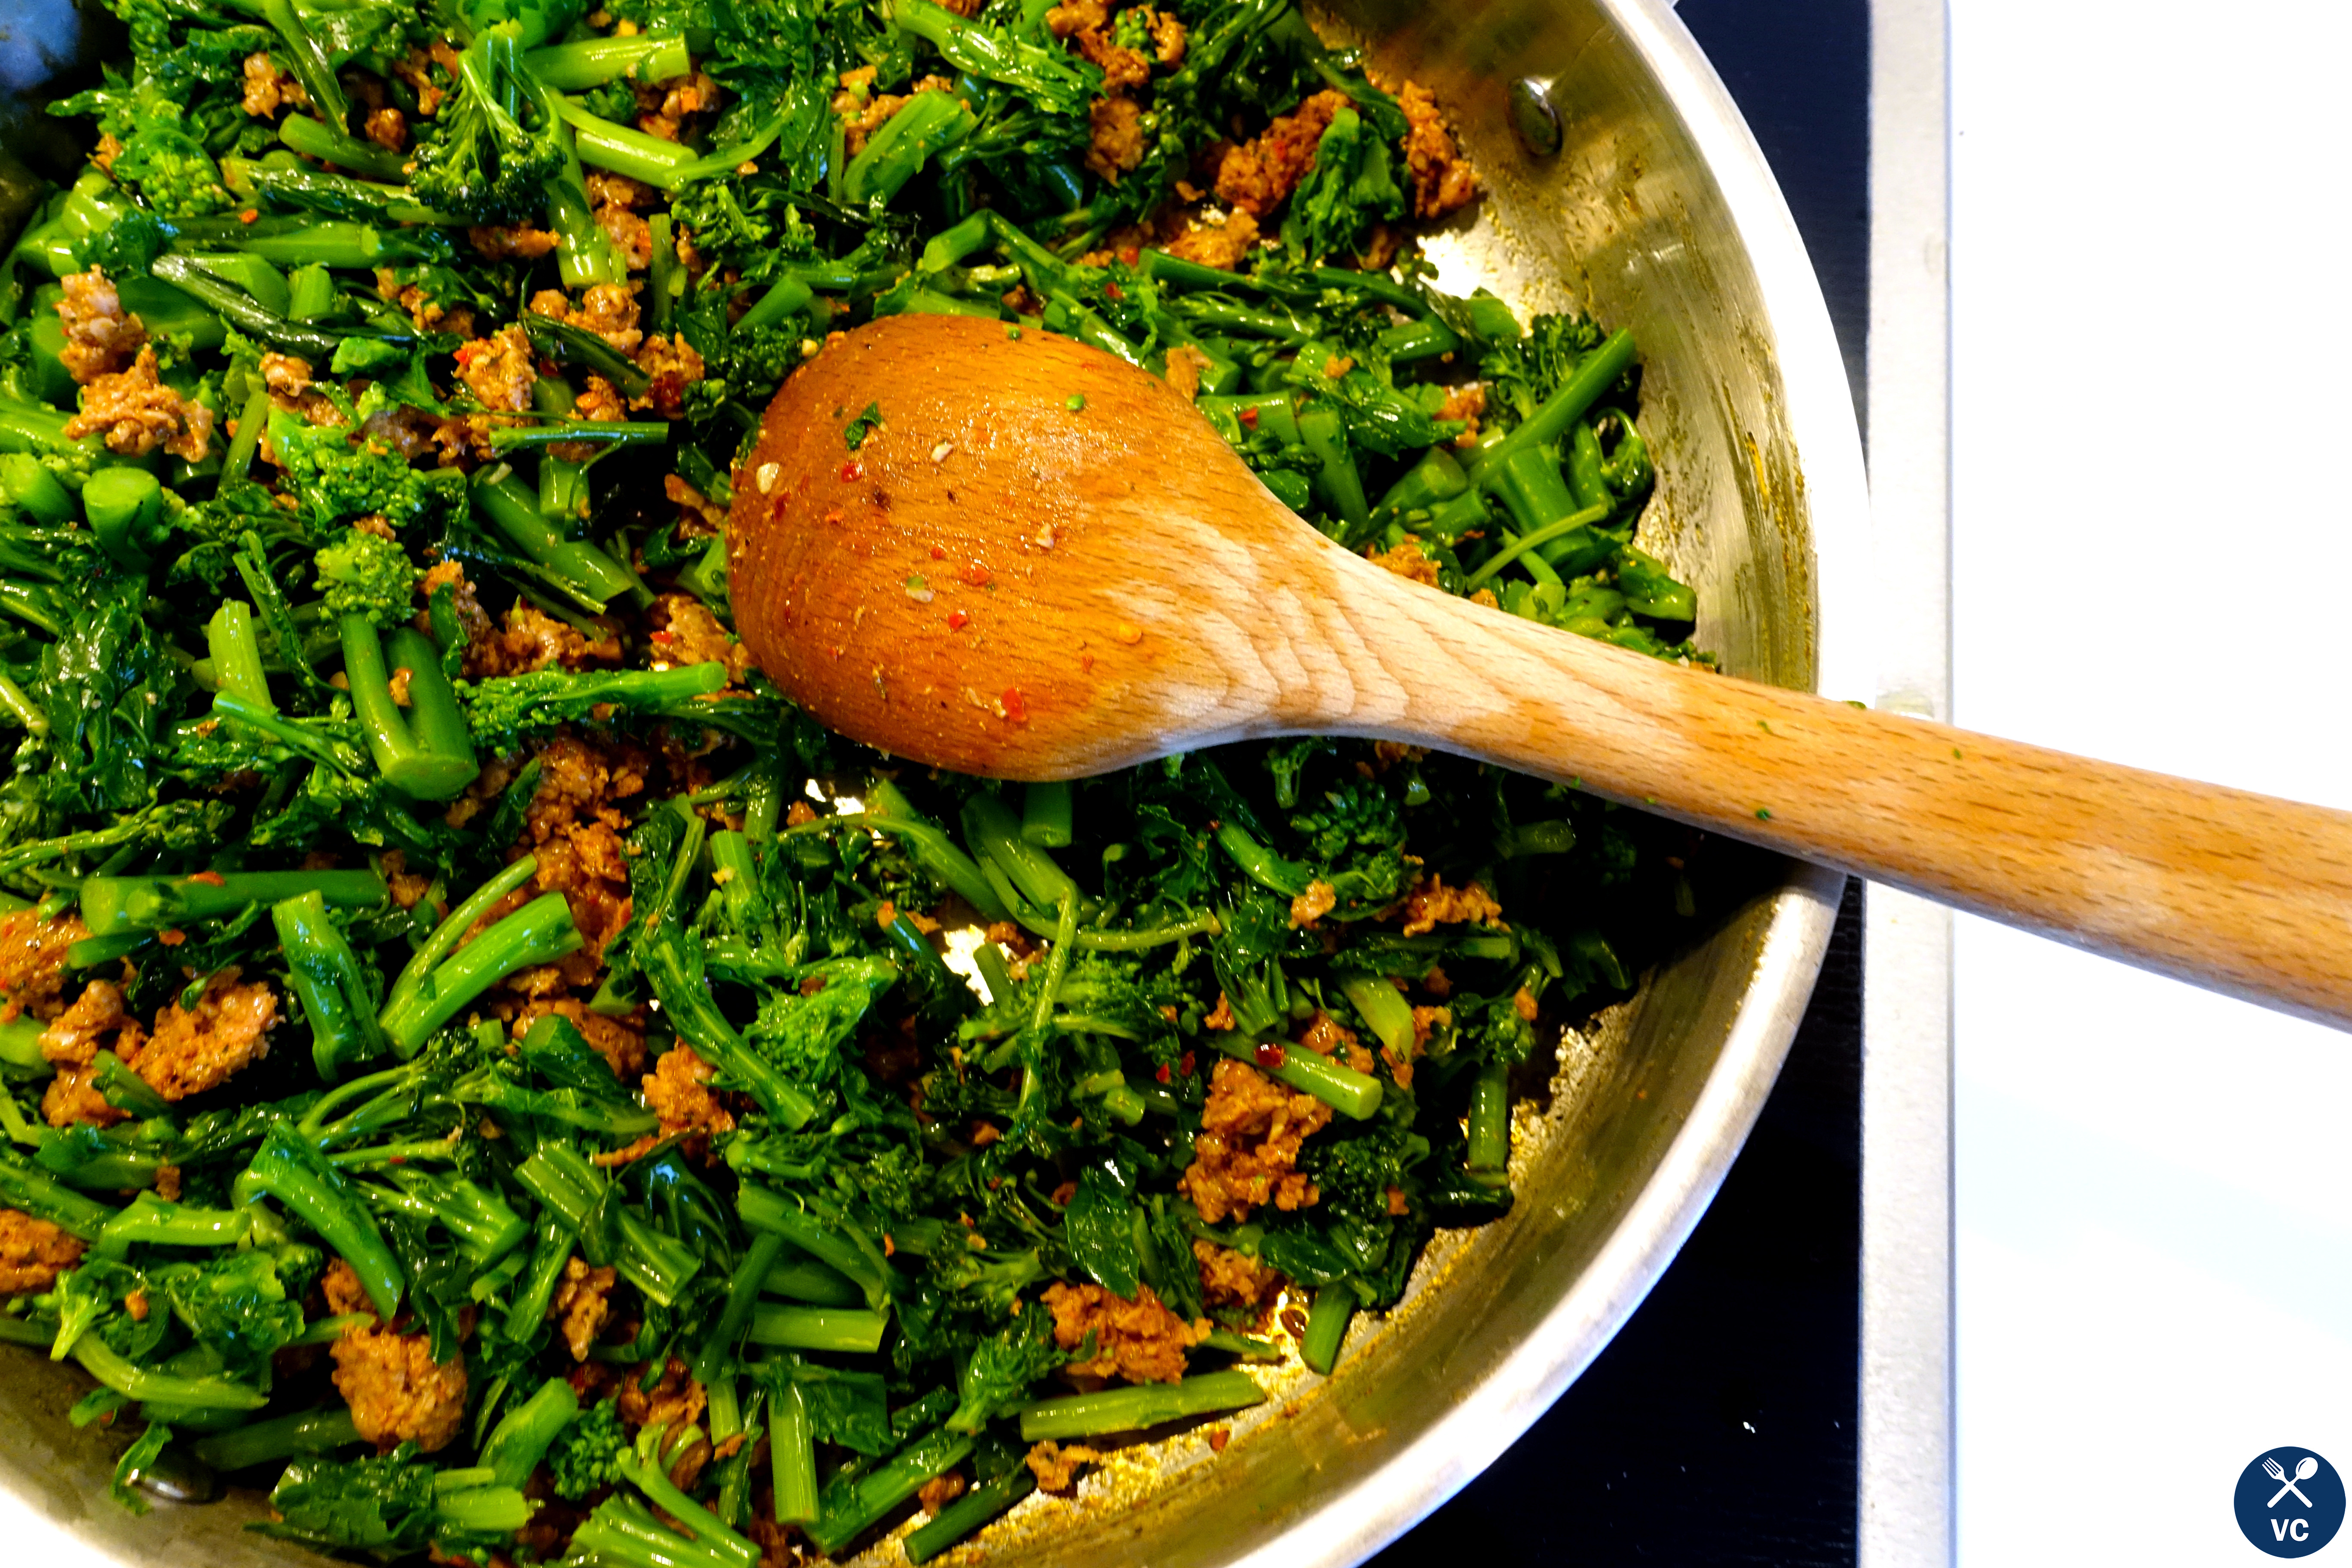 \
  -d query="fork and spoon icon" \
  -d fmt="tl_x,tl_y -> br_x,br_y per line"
2266,1455 -> 2321,1507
